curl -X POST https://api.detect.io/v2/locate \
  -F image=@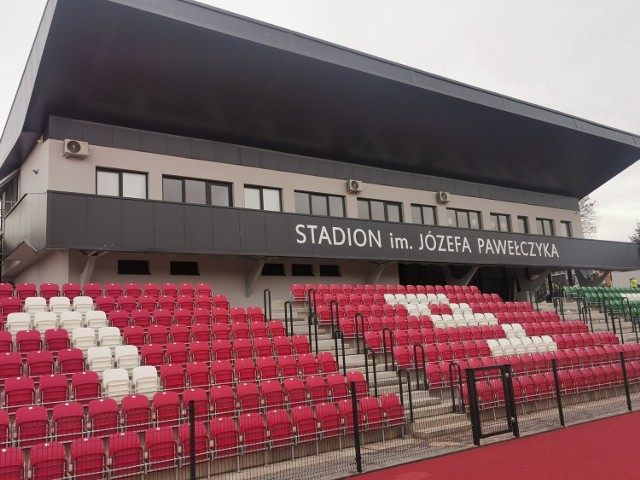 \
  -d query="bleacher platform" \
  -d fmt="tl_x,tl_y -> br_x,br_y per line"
0,280 -> 634,478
